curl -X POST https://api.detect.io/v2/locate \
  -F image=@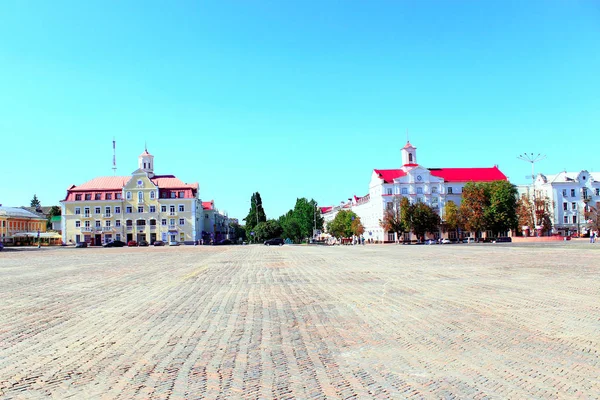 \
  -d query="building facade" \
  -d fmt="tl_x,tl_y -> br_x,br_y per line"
0,206 -> 59,246
201,200 -> 233,243
321,141 -> 508,242
61,150 -> 203,245
519,170 -> 600,236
